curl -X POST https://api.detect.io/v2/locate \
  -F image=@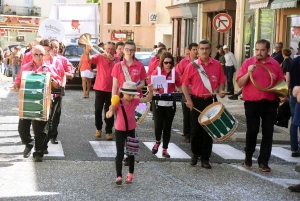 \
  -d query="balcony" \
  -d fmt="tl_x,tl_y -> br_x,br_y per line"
1,5 -> 41,17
